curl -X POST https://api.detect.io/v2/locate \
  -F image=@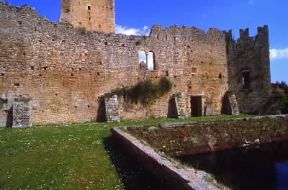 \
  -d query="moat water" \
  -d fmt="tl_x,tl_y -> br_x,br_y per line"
179,140 -> 288,190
